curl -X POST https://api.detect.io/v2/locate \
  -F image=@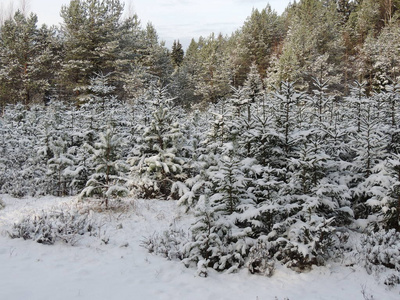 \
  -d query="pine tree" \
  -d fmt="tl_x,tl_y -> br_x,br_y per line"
210,153 -> 249,215
192,34 -> 233,103
80,127 -> 128,207
272,81 -> 305,162
182,192 -> 244,276
46,136 -> 74,196
171,40 -> 184,68
268,0 -> 343,90
361,22 -> 400,89
129,84 -> 186,198
0,11 -> 58,106
60,0 -> 136,101
236,5 -> 286,84
139,23 -> 174,85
